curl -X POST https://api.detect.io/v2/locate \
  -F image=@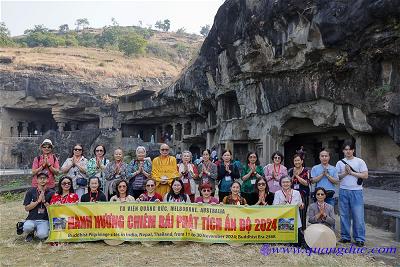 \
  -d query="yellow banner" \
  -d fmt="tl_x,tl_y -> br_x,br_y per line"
48,202 -> 298,243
